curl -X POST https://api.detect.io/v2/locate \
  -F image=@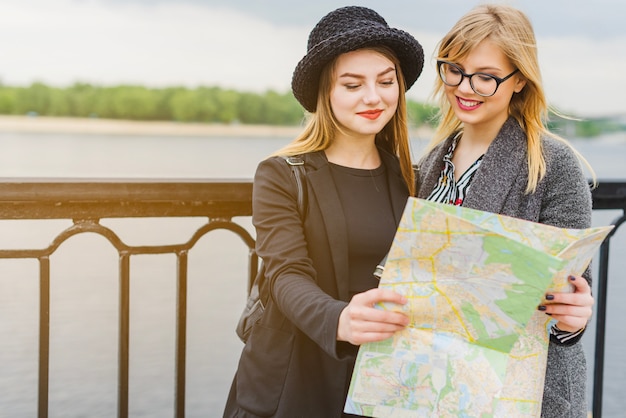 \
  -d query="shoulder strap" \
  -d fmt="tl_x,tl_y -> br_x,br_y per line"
253,156 -> 307,302
283,155 -> 308,219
